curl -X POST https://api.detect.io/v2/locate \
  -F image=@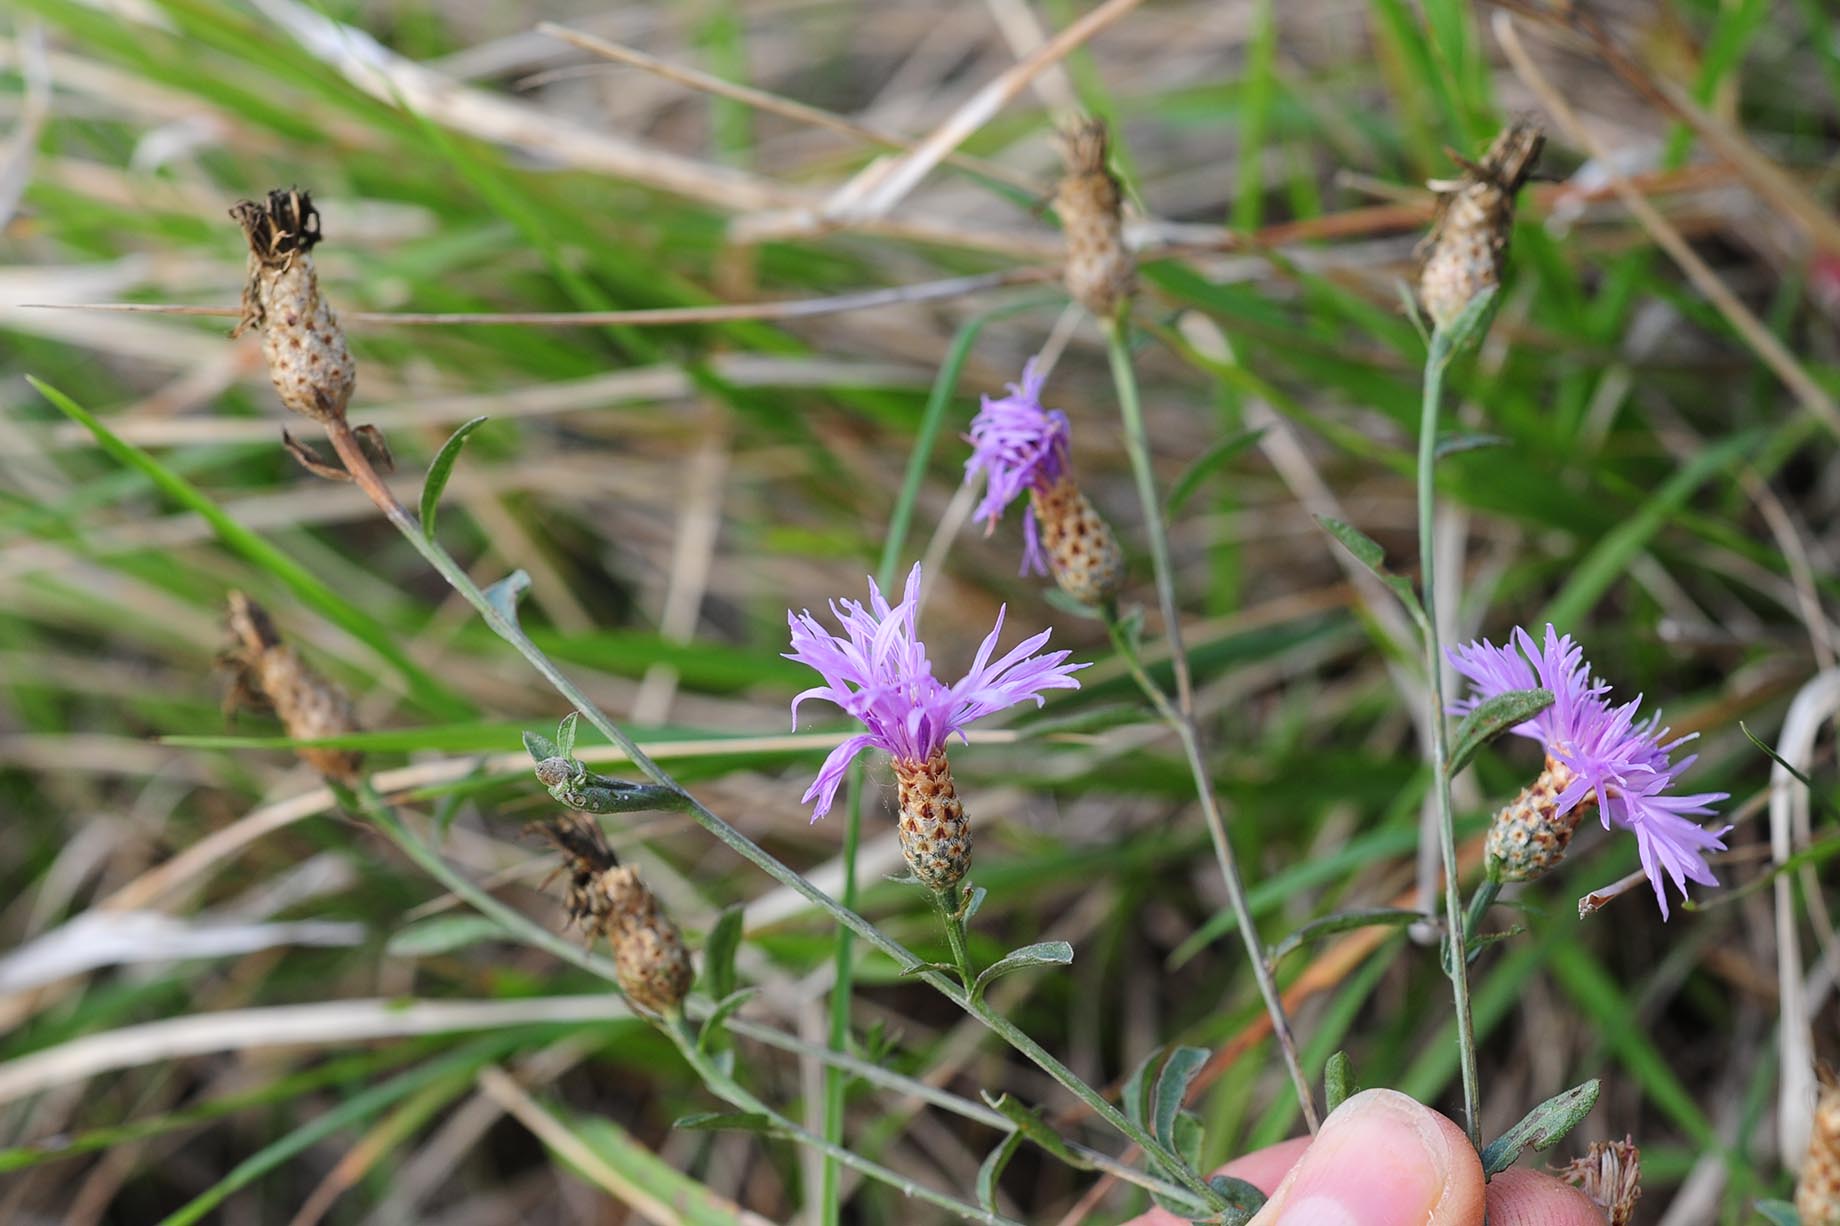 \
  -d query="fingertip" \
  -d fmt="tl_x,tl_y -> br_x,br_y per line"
1485,1168 -> 1610,1226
